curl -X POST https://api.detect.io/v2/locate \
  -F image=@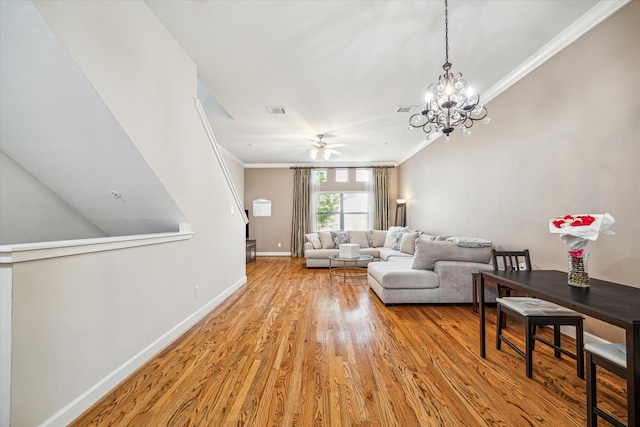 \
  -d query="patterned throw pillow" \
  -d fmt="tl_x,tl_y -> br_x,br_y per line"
330,230 -> 350,247
383,227 -> 408,248
392,232 -> 403,251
